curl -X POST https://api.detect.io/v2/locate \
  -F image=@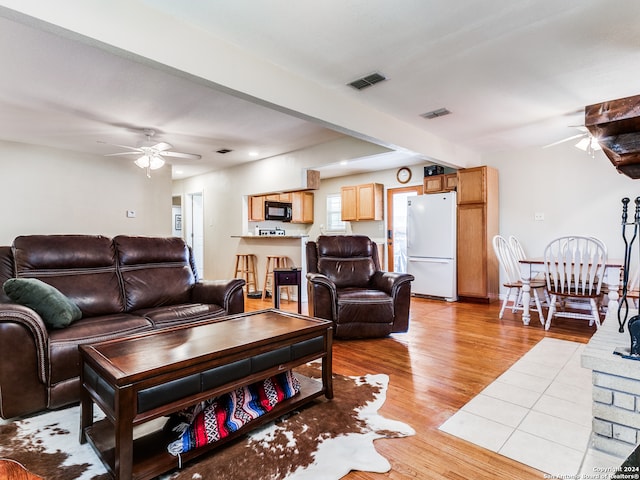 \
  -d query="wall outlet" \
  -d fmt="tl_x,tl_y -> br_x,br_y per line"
126,210 -> 136,218
534,212 -> 544,221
